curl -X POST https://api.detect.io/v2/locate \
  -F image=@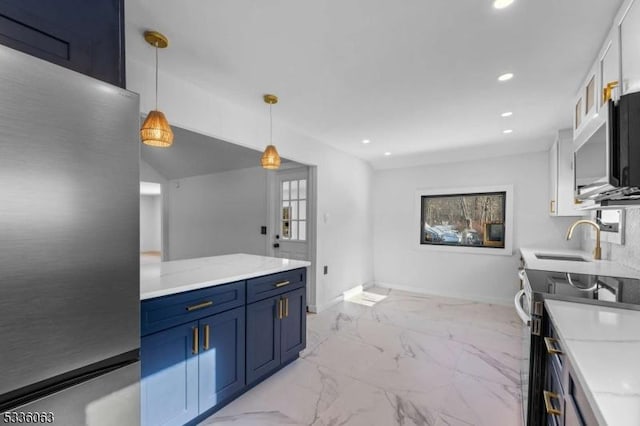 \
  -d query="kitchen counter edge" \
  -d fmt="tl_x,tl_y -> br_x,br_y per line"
520,247 -> 640,279
140,254 -> 311,300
